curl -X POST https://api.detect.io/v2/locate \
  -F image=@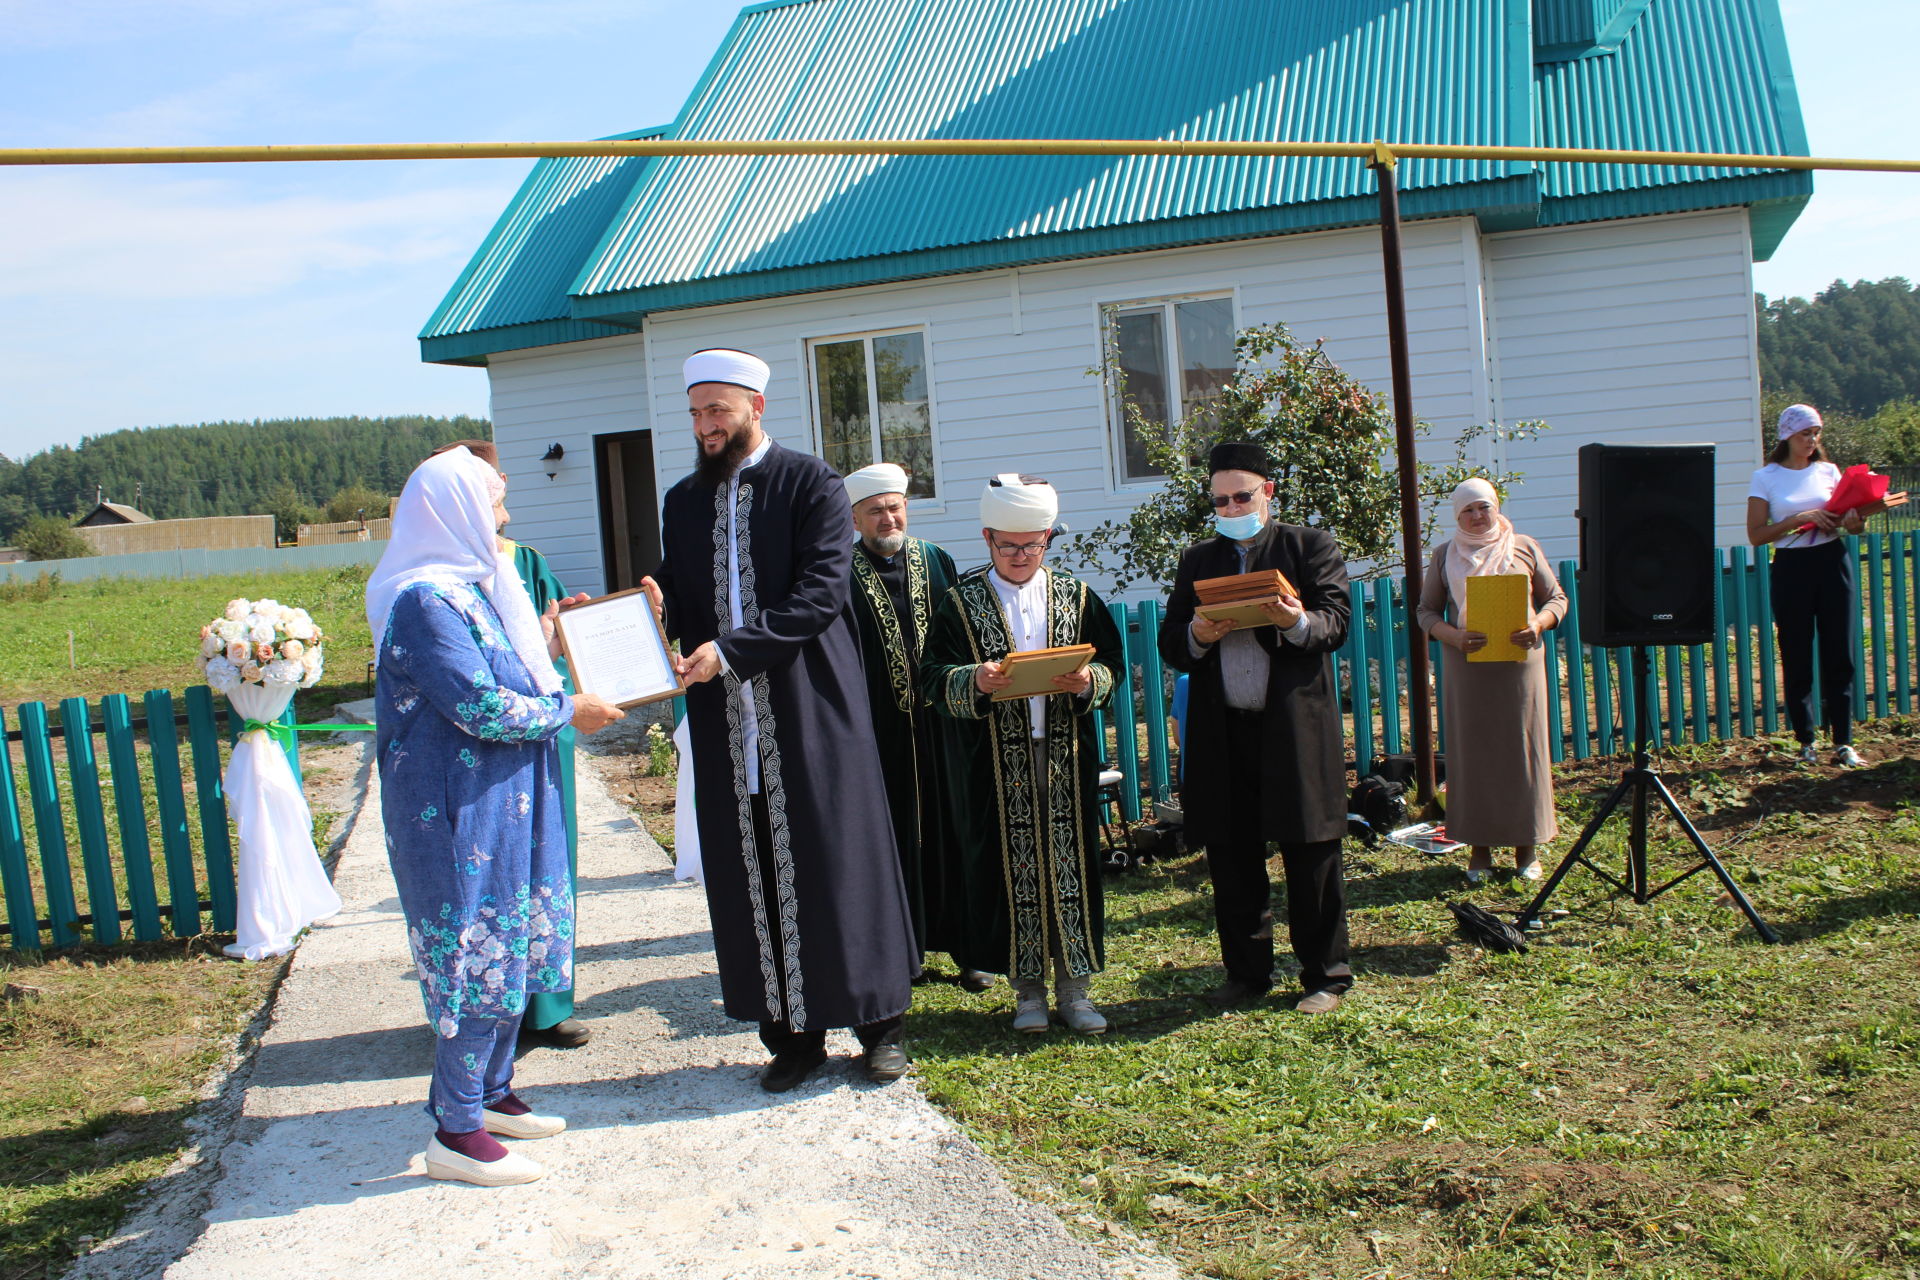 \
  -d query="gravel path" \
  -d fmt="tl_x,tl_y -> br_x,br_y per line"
73,740 -> 1179,1280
